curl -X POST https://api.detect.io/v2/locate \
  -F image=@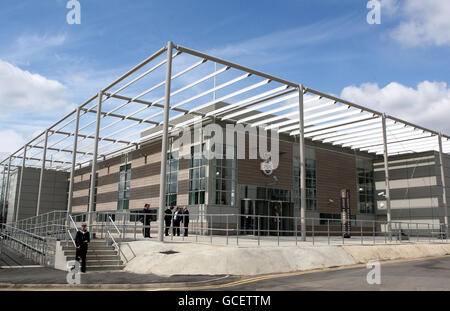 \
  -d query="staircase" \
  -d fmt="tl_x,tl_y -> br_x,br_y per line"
62,239 -> 125,271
